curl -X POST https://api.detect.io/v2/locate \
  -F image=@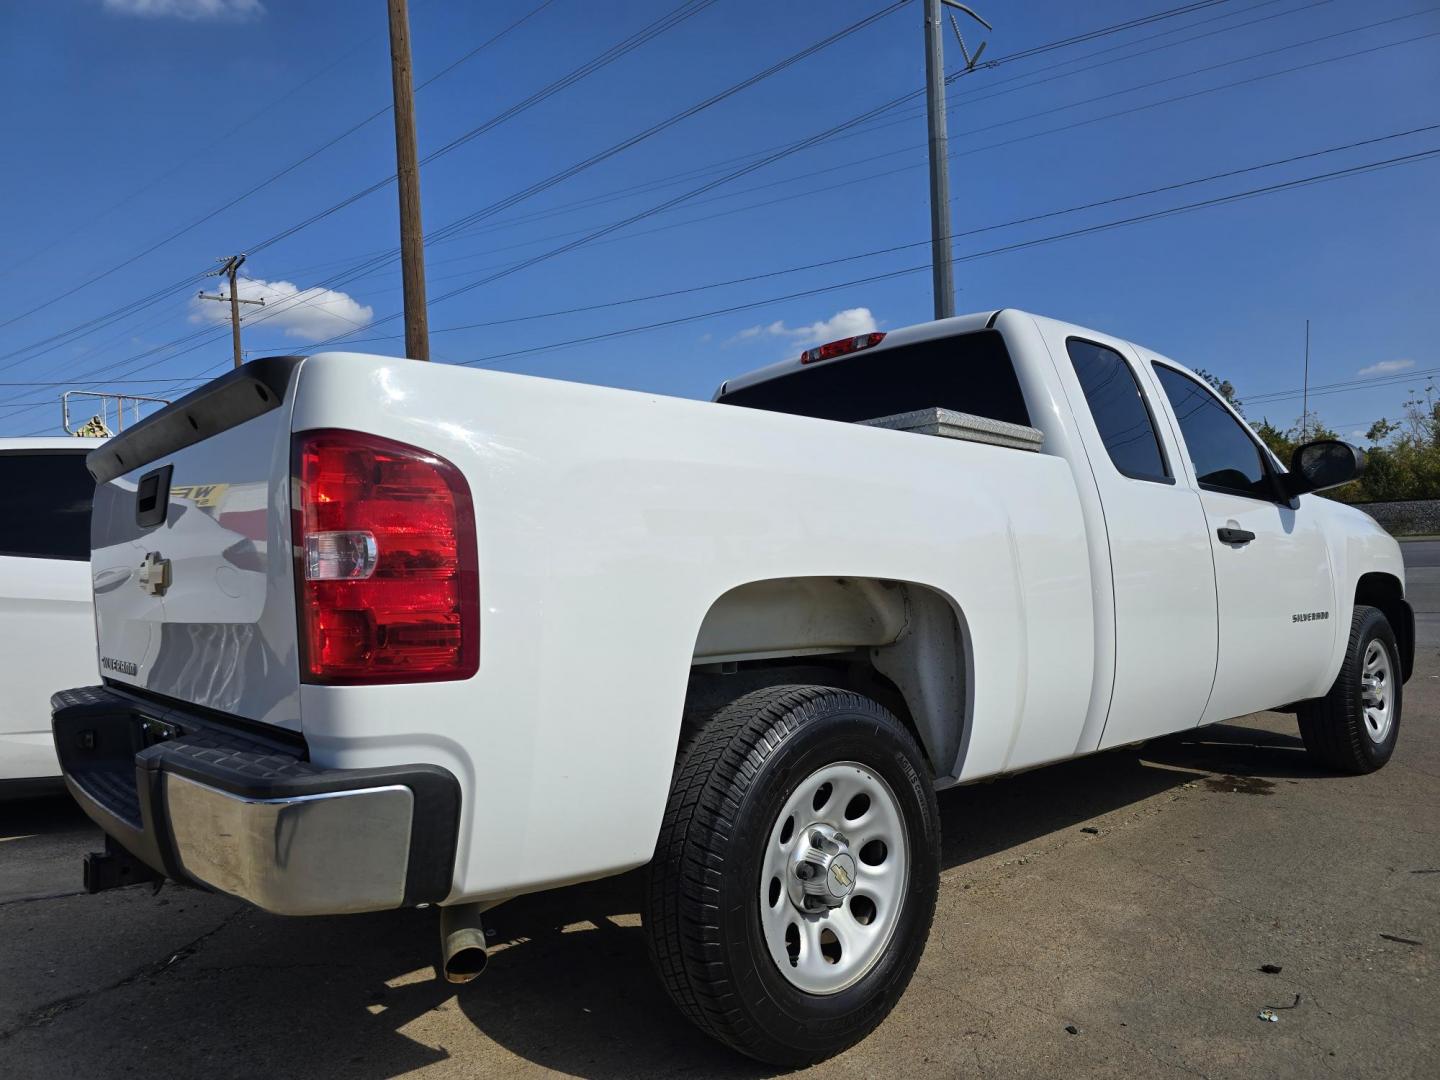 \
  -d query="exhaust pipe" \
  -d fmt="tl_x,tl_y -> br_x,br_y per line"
439,901 -> 492,984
